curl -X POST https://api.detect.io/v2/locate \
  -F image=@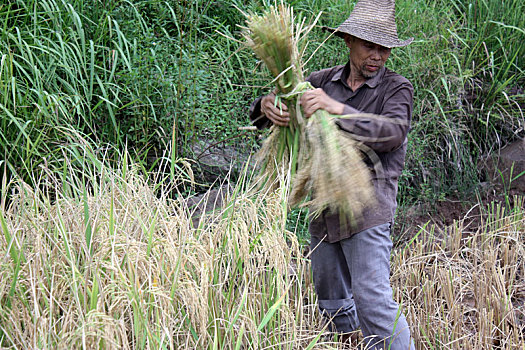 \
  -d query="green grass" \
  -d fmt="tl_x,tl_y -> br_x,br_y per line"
390,0 -> 525,201
2,0 -> 523,201
0,0 -> 260,188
